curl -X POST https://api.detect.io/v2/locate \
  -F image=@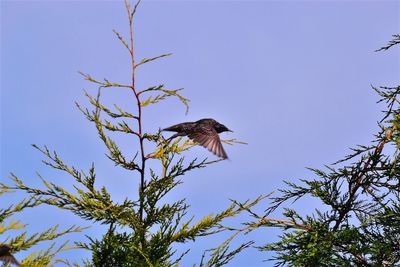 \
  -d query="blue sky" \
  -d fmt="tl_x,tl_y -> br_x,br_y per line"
1,0 -> 399,266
